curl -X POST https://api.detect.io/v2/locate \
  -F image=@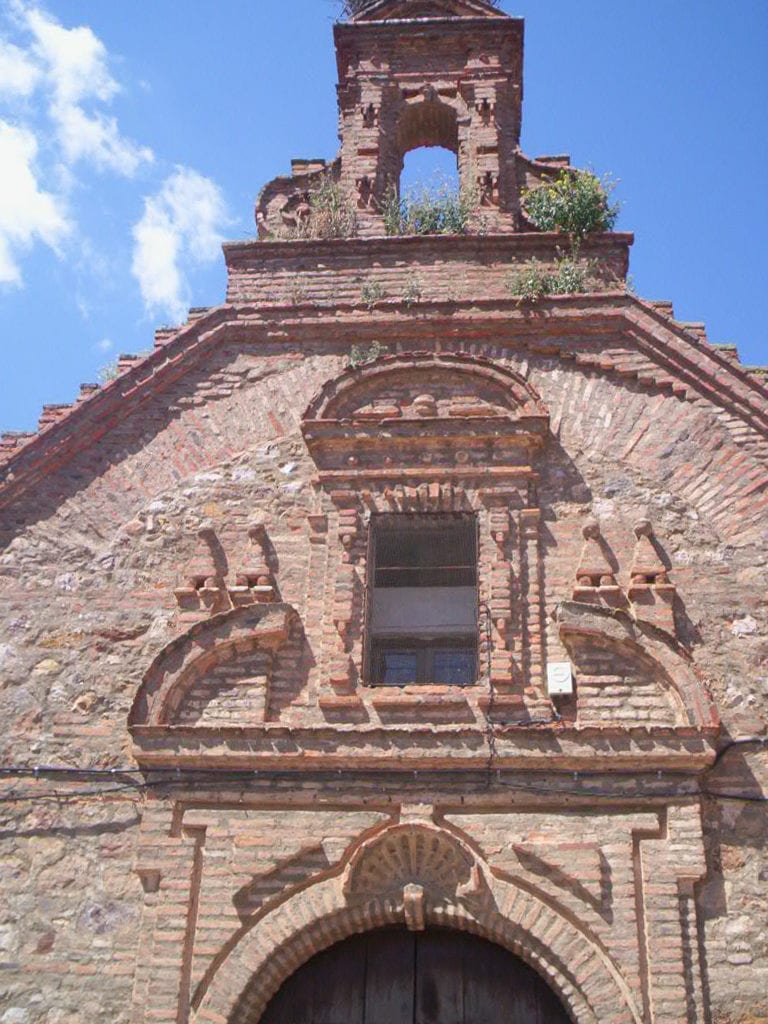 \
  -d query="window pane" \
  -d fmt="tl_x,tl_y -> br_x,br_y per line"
432,649 -> 476,686
378,650 -> 418,686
